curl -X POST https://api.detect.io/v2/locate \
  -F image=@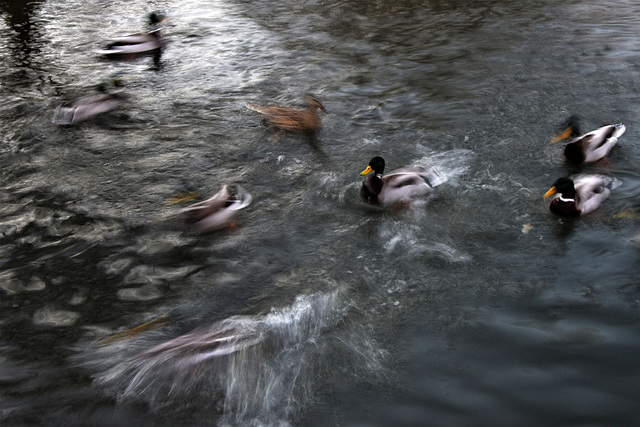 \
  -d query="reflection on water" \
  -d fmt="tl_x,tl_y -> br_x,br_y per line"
0,0 -> 45,70
2,0 -> 640,425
